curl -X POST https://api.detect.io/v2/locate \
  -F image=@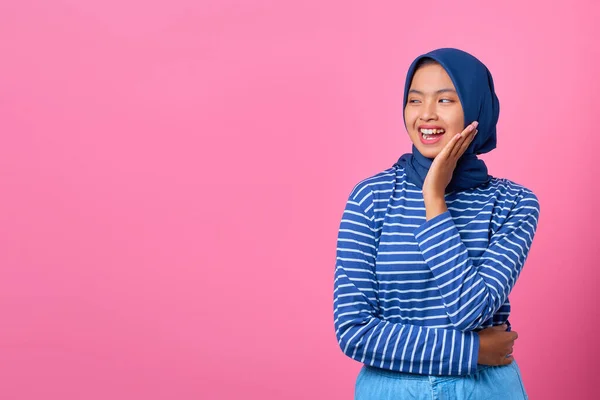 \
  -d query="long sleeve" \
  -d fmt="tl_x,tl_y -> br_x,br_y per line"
413,191 -> 540,331
333,187 -> 480,376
